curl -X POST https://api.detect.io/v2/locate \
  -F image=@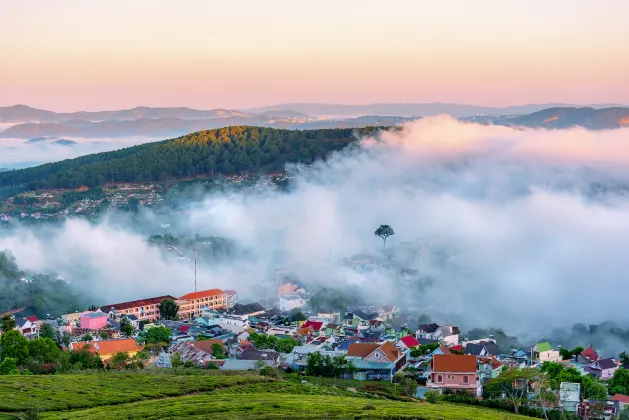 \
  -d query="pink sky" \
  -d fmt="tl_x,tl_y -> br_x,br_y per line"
1,0 -> 628,112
